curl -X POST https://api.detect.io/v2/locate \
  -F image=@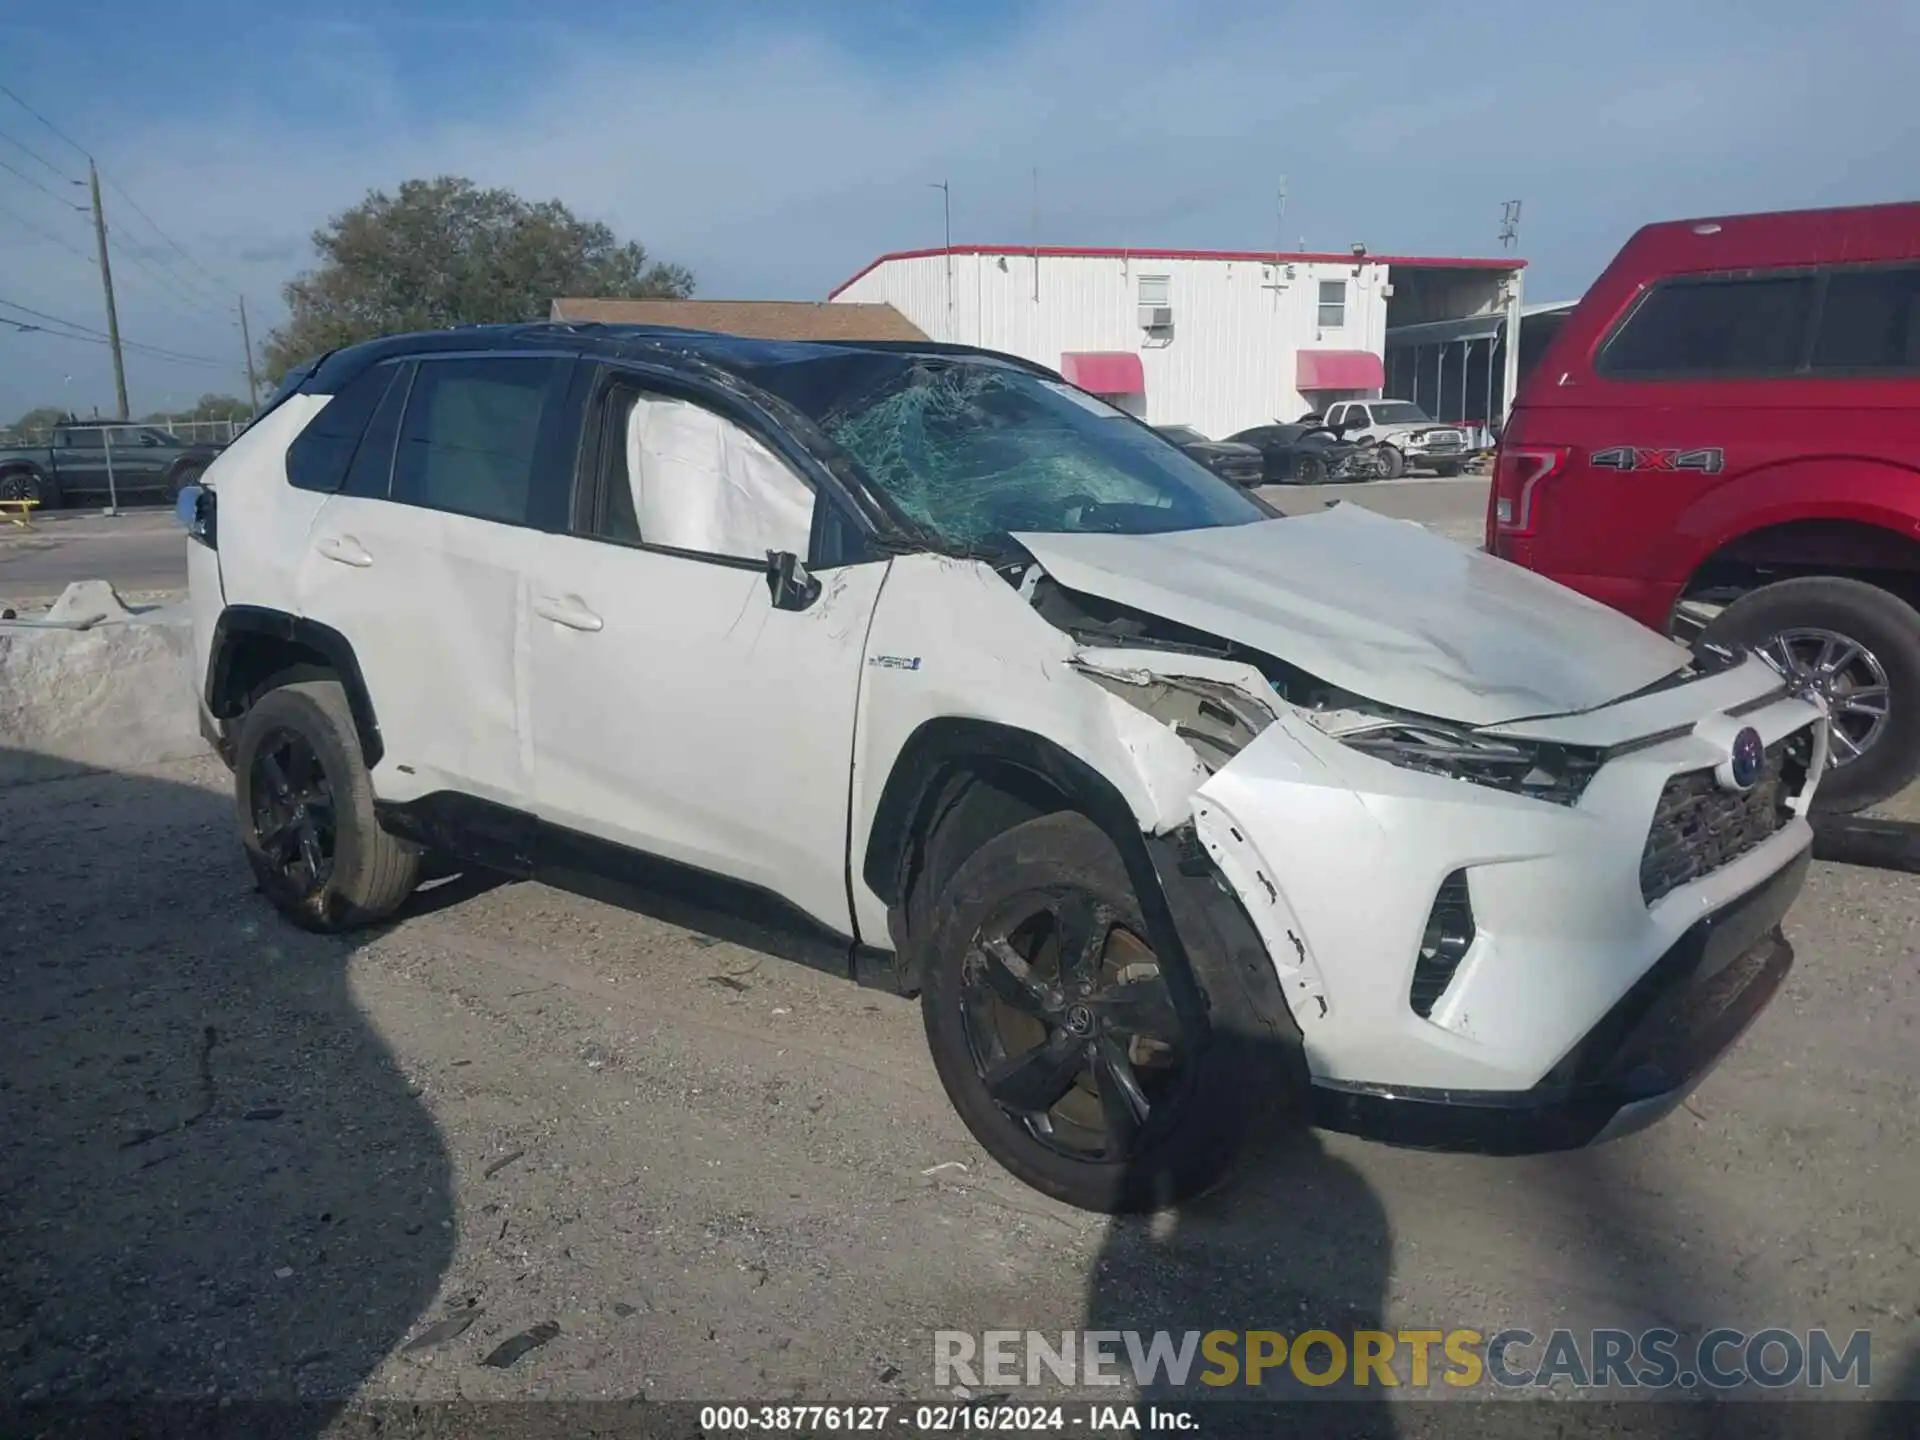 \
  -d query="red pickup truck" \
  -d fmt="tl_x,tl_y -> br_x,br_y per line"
1490,201 -> 1920,813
